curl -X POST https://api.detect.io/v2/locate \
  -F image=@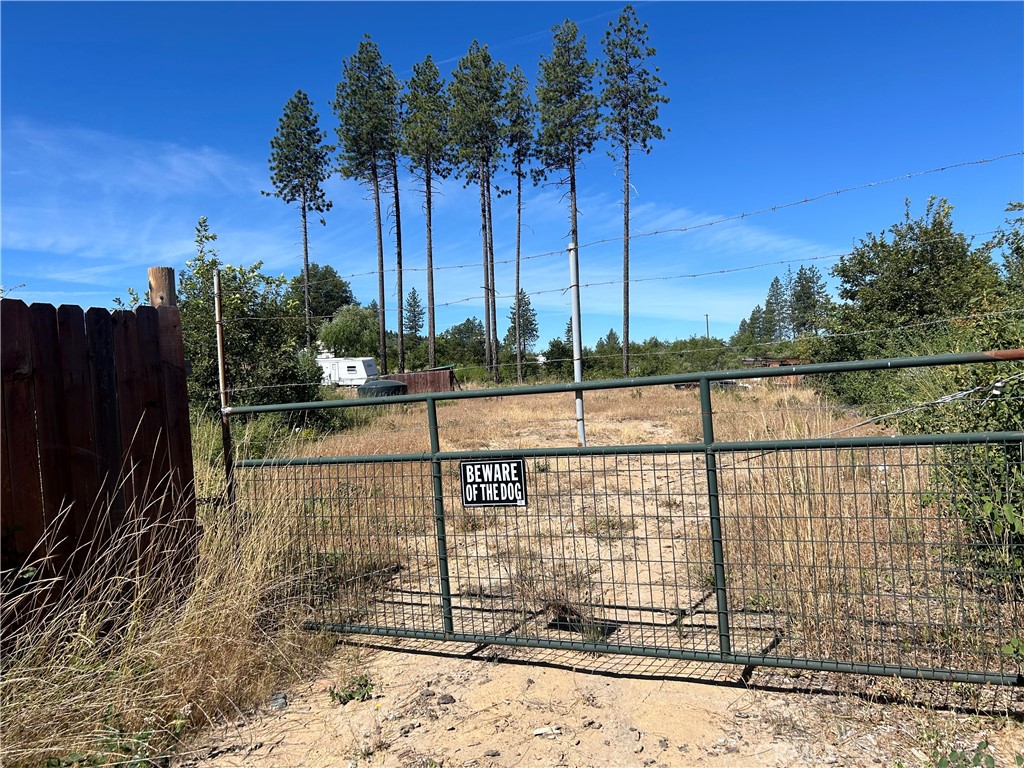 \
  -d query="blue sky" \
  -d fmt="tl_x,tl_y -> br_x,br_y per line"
2,1 -> 1022,348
